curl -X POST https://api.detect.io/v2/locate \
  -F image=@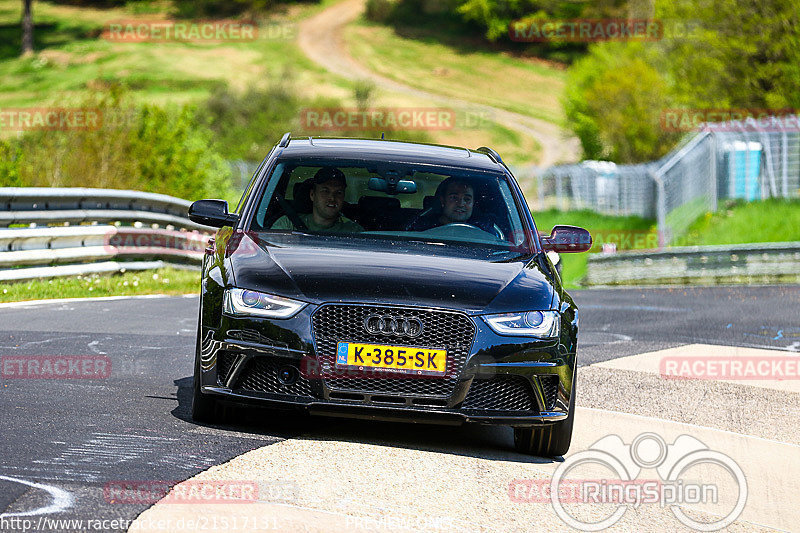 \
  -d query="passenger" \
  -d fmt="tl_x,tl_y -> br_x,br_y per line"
272,167 -> 363,232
